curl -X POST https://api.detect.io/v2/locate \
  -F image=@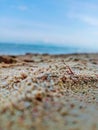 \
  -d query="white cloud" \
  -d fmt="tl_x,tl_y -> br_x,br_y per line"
11,5 -> 28,11
67,0 -> 98,27
17,5 -> 28,11
68,12 -> 98,27
79,15 -> 98,26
